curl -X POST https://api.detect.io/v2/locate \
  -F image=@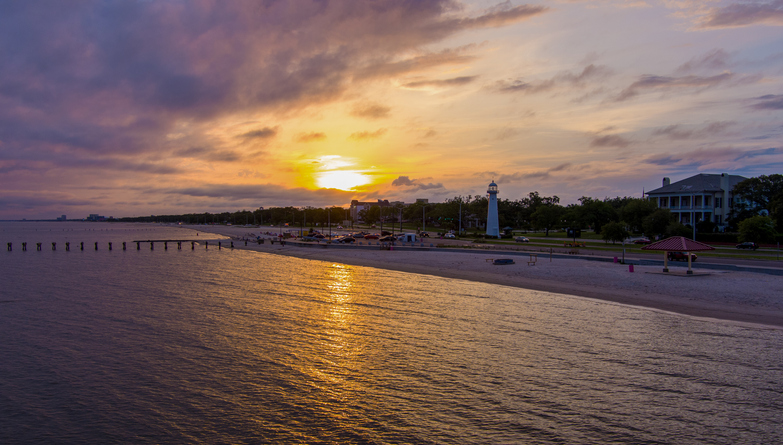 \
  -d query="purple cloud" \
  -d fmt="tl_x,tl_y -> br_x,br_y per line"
616,72 -> 740,101
751,94 -> 783,110
699,1 -> 783,29
402,76 -> 479,89
591,134 -> 632,148
492,64 -> 612,94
